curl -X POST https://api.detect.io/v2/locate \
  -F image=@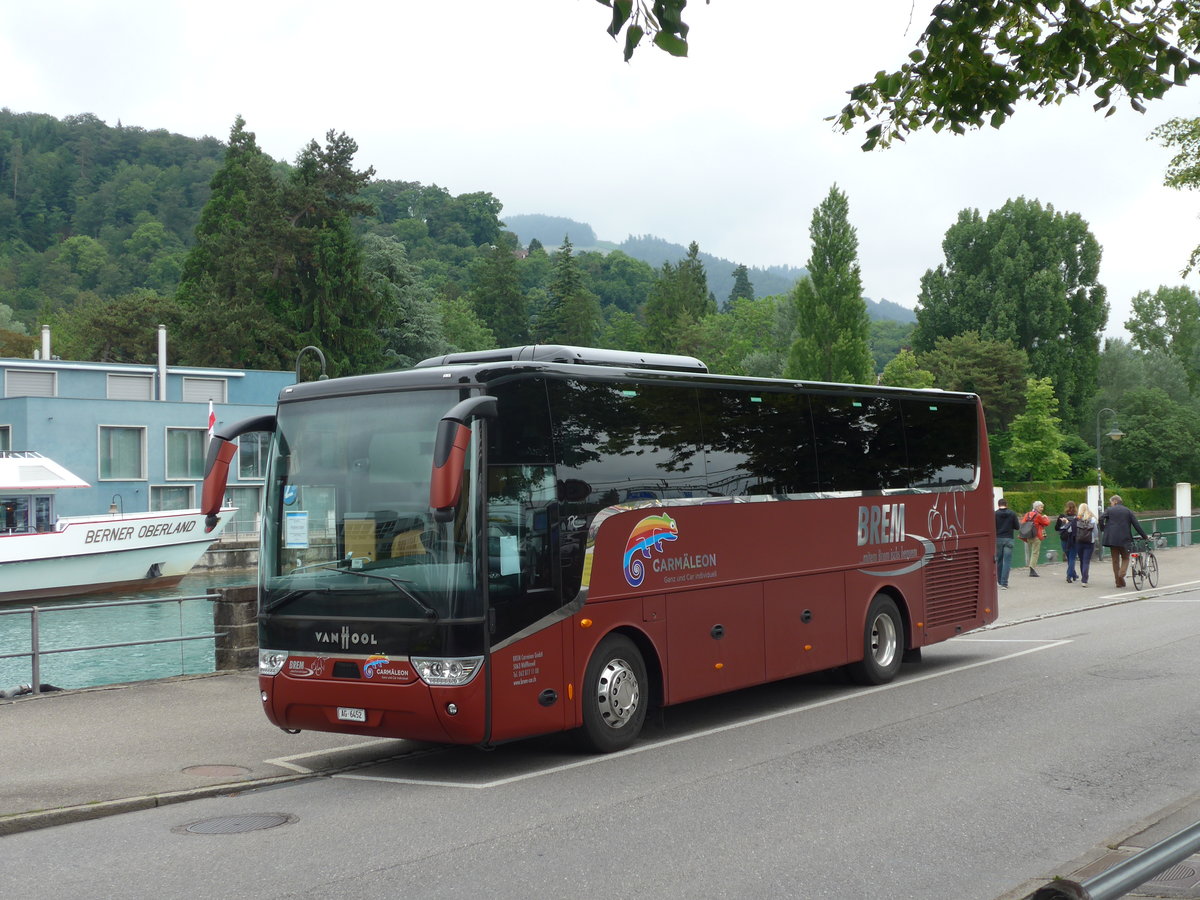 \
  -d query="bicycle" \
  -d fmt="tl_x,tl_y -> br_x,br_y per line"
1129,531 -> 1160,590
